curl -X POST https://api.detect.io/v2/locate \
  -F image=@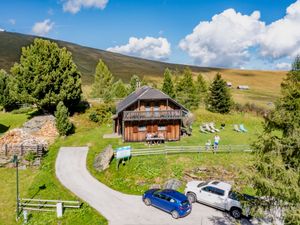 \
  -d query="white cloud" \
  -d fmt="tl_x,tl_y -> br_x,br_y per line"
32,19 -> 54,36
179,9 -> 265,68
63,0 -> 108,14
0,28 -> 5,32
275,62 -> 291,70
259,0 -> 300,59
179,0 -> 300,68
107,36 -> 171,61
9,19 -> 16,25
